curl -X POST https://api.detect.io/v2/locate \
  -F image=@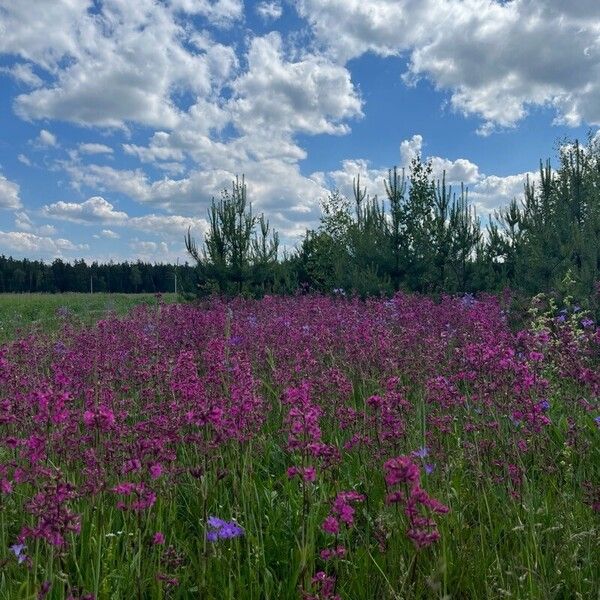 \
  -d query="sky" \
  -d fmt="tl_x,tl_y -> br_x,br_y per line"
0,0 -> 598,264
